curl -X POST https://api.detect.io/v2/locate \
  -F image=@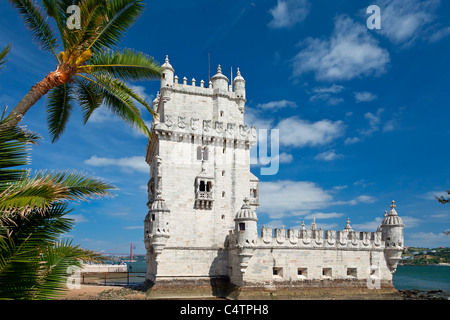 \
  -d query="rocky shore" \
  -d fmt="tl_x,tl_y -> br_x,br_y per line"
399,289 -> 450,300
59,284 -> 450,300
